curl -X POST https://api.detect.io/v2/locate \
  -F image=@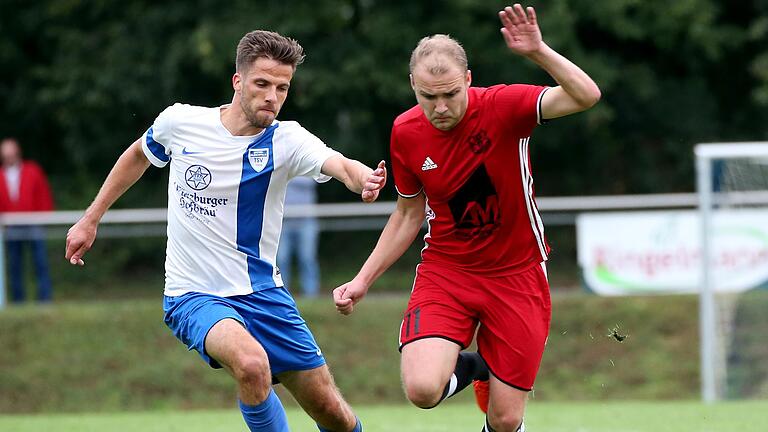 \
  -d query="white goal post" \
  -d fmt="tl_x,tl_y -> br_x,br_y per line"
695,141 -> 768,403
